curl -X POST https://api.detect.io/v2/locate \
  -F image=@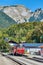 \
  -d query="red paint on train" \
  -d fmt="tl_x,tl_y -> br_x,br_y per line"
12,44 -> 25,55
